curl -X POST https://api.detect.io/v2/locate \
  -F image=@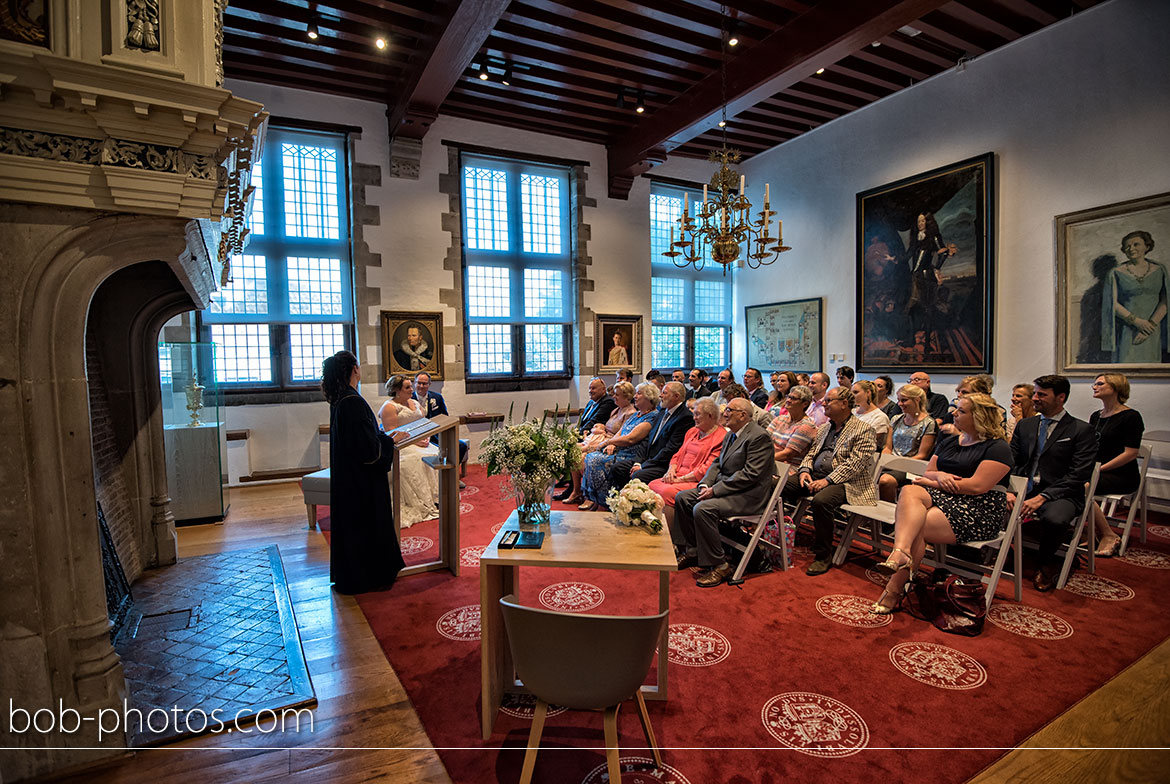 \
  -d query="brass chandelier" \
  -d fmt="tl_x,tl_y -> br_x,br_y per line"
663,9 -> 791,274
